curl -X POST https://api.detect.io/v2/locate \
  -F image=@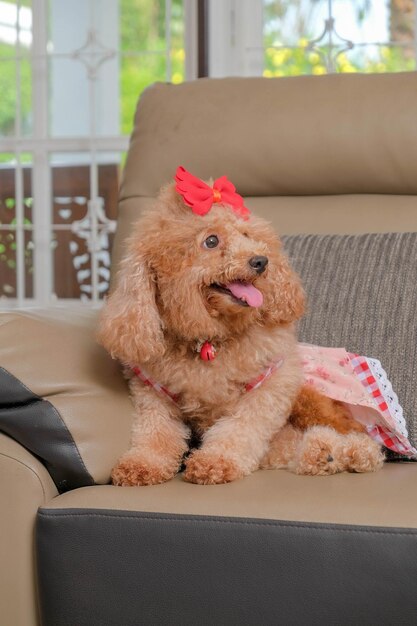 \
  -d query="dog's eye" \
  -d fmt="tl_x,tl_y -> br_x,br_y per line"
203,235 -> 219,249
